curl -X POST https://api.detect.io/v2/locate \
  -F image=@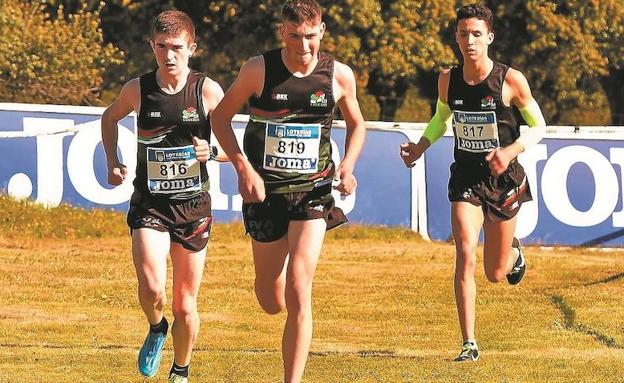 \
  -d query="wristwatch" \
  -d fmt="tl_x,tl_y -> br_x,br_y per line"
209,145 -> 219,161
